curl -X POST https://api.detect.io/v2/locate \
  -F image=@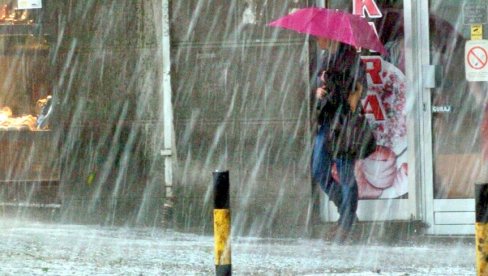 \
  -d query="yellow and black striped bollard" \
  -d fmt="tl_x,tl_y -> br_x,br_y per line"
476,183 -> 488,275
213,171 -> 231,276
